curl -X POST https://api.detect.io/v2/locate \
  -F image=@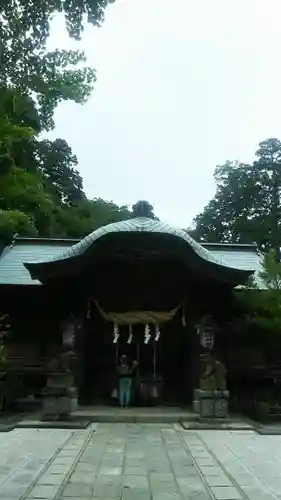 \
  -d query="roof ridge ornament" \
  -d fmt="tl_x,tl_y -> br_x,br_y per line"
132,200 -> 156,219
